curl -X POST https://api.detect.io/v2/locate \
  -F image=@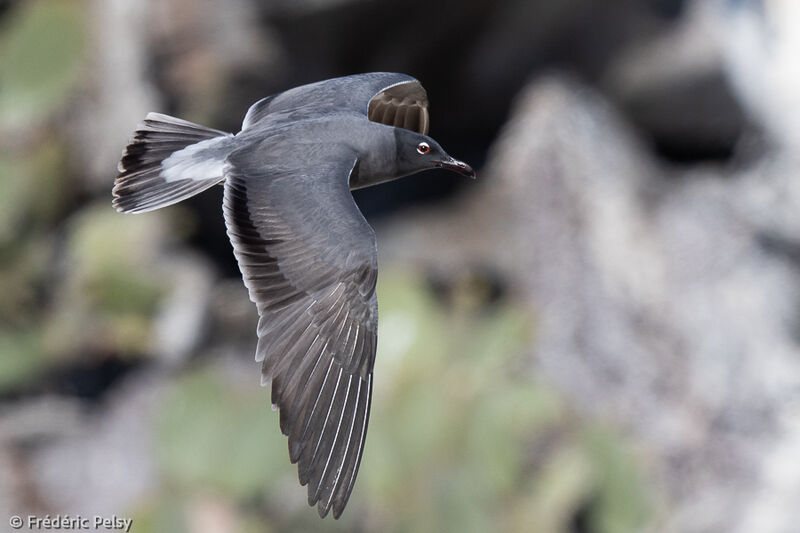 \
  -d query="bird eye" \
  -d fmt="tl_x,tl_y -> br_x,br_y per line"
416,142 -> 430,155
